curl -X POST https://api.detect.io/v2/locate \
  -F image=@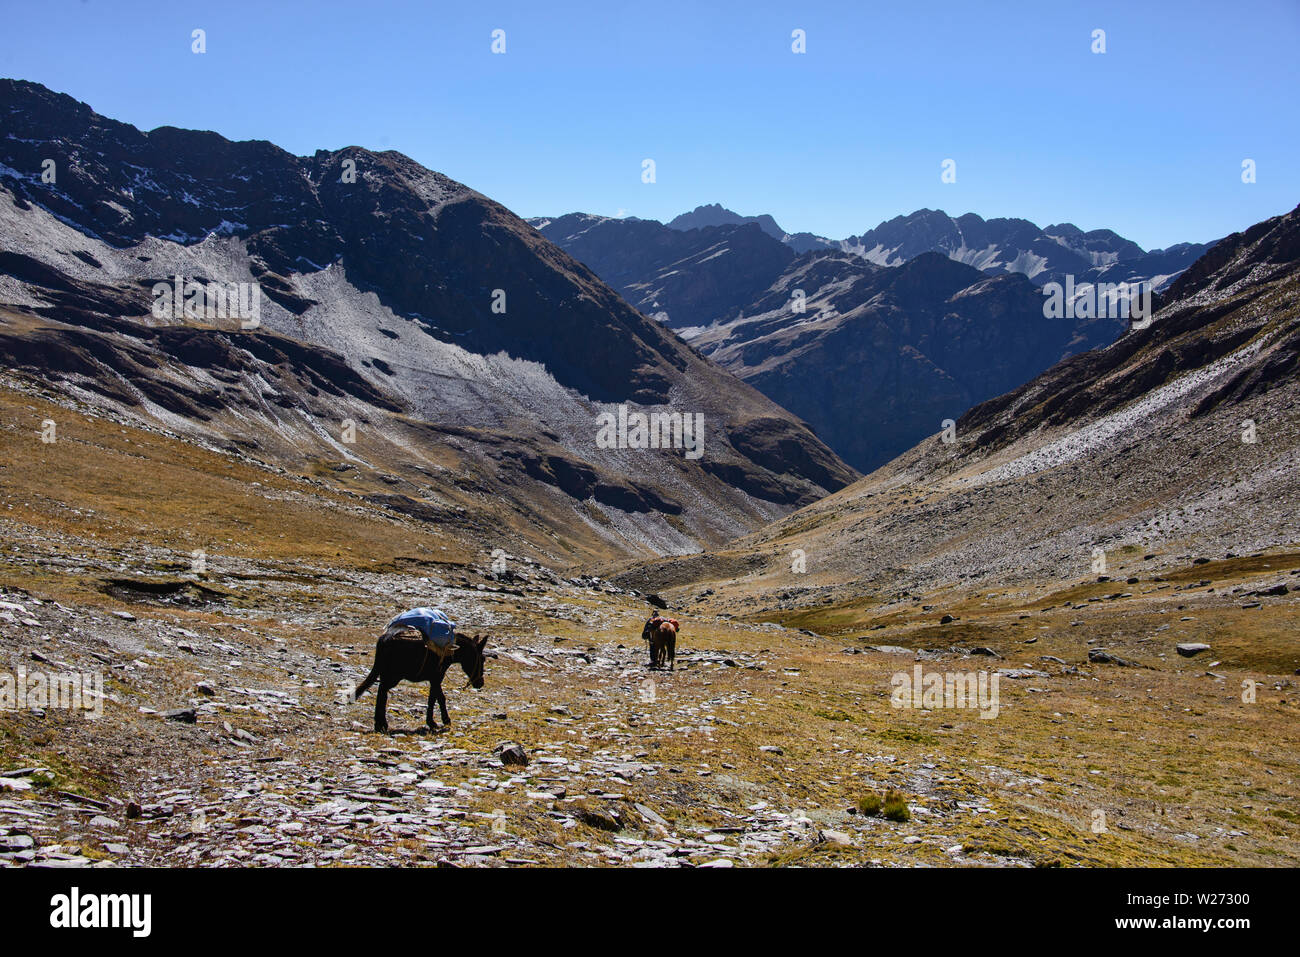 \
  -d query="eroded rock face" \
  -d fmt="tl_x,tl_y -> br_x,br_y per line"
532,213 -> 796,332
701,251 -> 1118,472
667,204 -> 788,242
0,79 -> 858,557
956,203 -> 1300,450
536,204 -> 1210,473
612,203 -> 1300,611
0,81 -> 672,403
